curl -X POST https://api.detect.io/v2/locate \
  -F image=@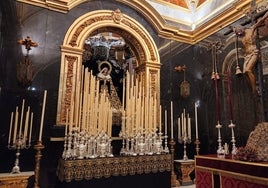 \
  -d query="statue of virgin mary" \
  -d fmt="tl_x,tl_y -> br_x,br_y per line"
97,61 -> 122,112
